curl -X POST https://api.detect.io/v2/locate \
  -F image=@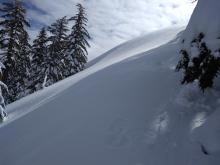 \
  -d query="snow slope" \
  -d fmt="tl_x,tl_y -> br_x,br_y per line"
183,0 -> 220,53
0,26 -> 220,165
1,27 -> 183,128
